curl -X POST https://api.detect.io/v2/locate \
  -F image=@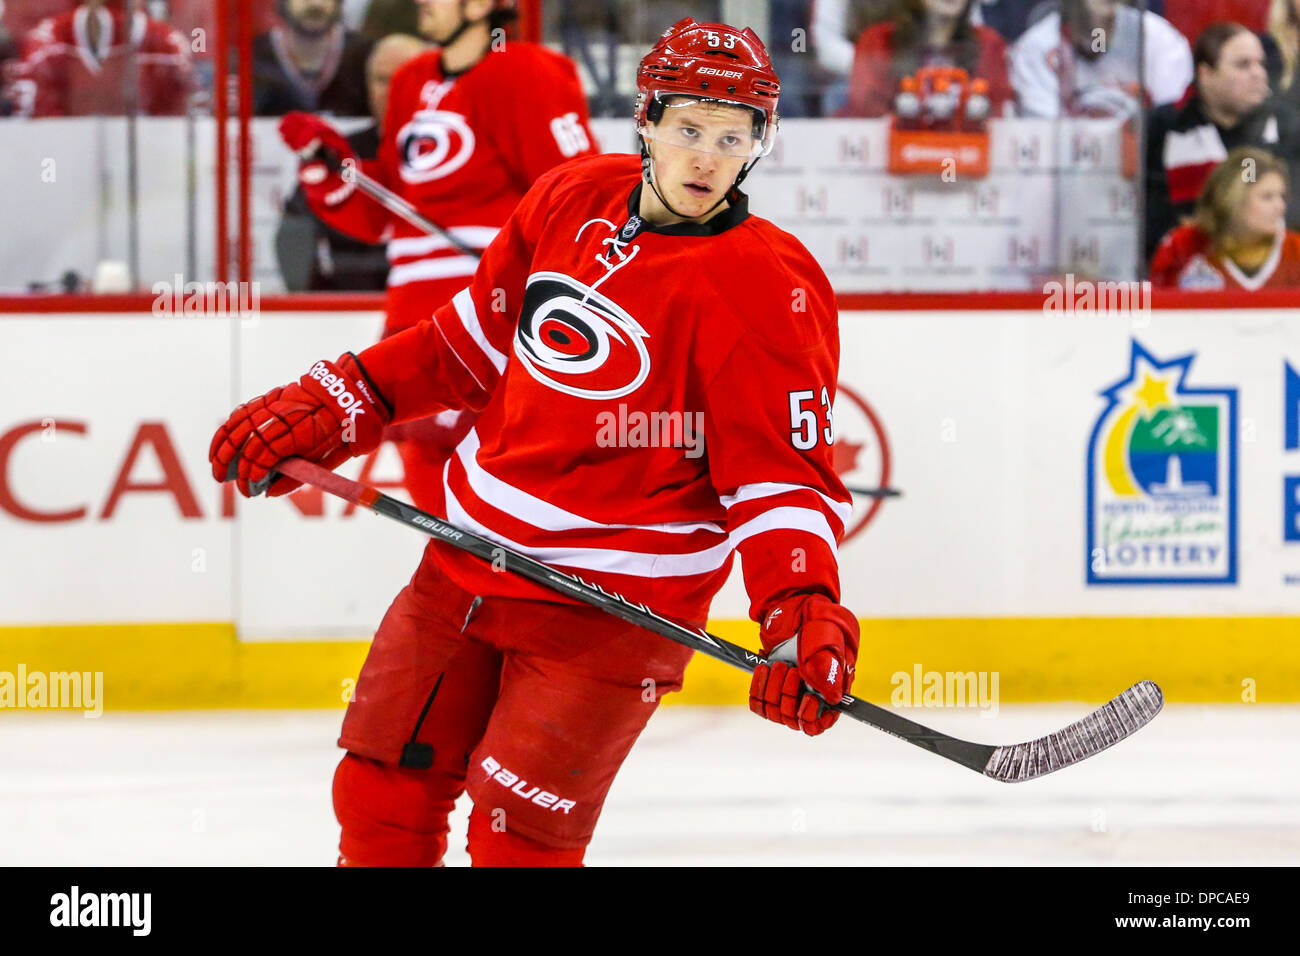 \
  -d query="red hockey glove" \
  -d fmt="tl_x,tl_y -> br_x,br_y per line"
209,354 -> 391,498
279,111 -> 359,209
749,593 -> 860,737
